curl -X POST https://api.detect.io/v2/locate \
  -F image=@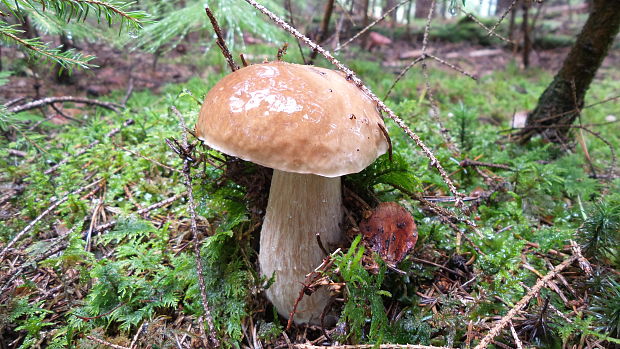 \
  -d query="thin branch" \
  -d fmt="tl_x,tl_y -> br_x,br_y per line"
115,144 -> 182,173
86,335 -> 131,349
419,0 -> 459,156
459,158 -> 512,171
205,7 -> 238,72
170,106 -> 219,348
473,254 -> 578,349
243,0 -> 462,205
0,178 -> 104,261
8,96 -> 123,113
489,0 -> 520,34
384,55 -> 424,99
294,345 -> 453,349
336,0 -> 411,51
284,0 -> 306,63
426,54 -> 477,80
461,8 -> 514,44
89,192 -> 186,234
